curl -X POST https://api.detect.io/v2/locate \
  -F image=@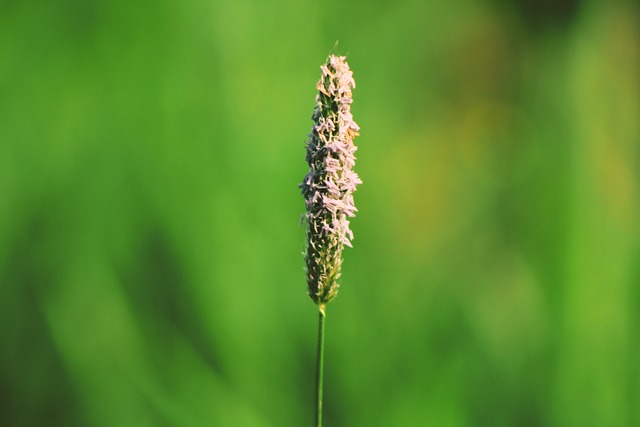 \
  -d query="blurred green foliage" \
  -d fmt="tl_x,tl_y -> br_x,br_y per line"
1,0 -> 639,425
